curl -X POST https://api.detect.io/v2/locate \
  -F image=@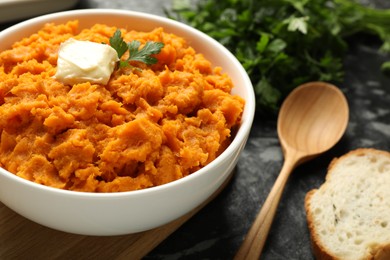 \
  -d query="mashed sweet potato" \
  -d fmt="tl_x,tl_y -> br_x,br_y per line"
0,21 -> 244,192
